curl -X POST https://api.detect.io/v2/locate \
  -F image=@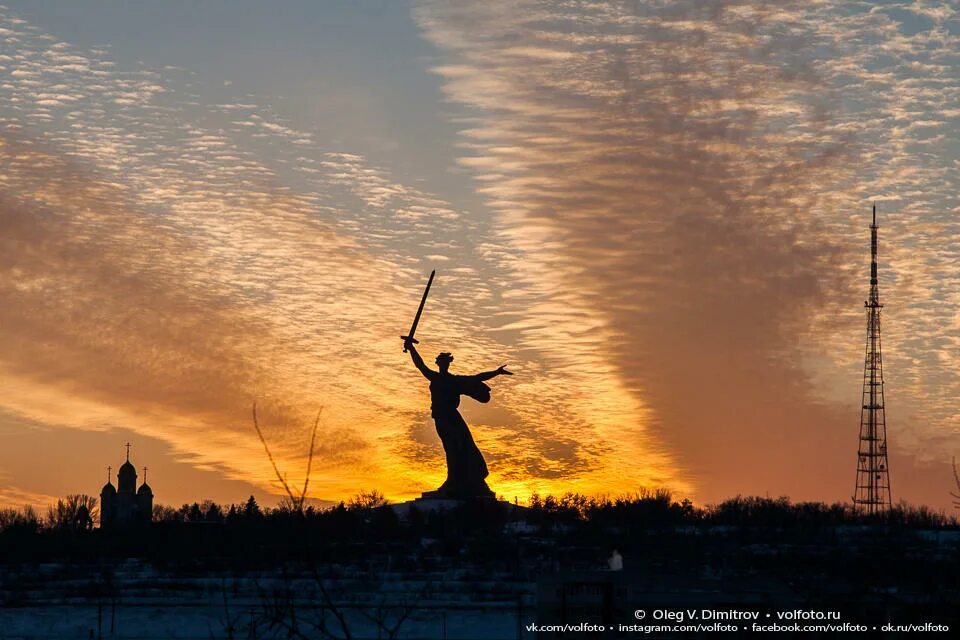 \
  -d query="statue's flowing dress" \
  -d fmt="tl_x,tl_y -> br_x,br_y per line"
427,372 -> 493,497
